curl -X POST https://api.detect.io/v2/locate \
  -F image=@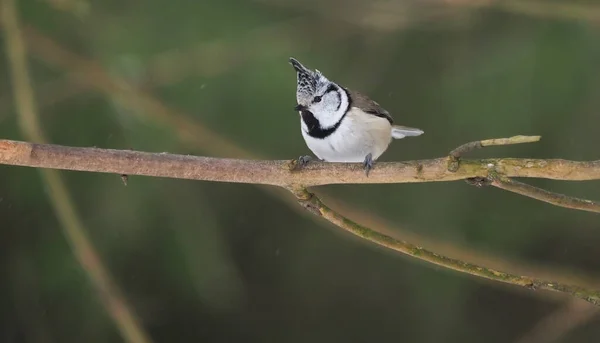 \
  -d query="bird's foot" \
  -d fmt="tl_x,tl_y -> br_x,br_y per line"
298,155 -> 313,167
291,155 -> 314,171
363,153 -> 374,177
